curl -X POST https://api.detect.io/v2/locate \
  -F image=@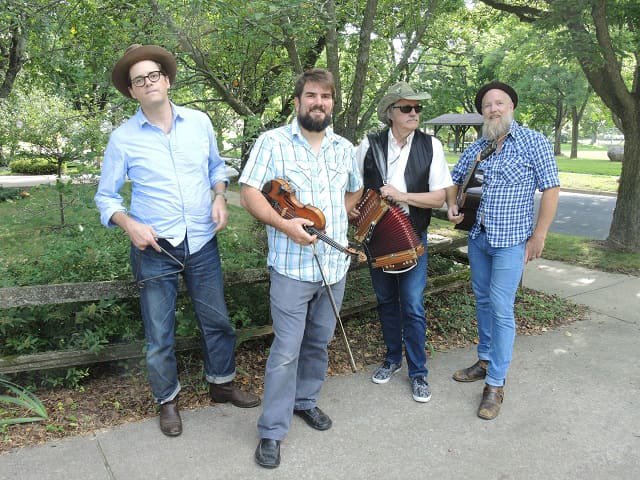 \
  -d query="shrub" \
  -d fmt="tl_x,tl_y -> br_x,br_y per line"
9,157 -> 64,175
